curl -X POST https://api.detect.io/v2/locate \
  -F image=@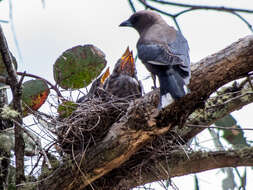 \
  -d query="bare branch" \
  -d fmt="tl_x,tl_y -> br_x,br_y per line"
115,147 -> 253,189
148,0 -> 253,13
128,0 -> 136,12
16,72 -> 64,99
186,124 -> 253,131
0,24 -> 25,187
135,0 -> 253,32
0,20 -> 9,24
